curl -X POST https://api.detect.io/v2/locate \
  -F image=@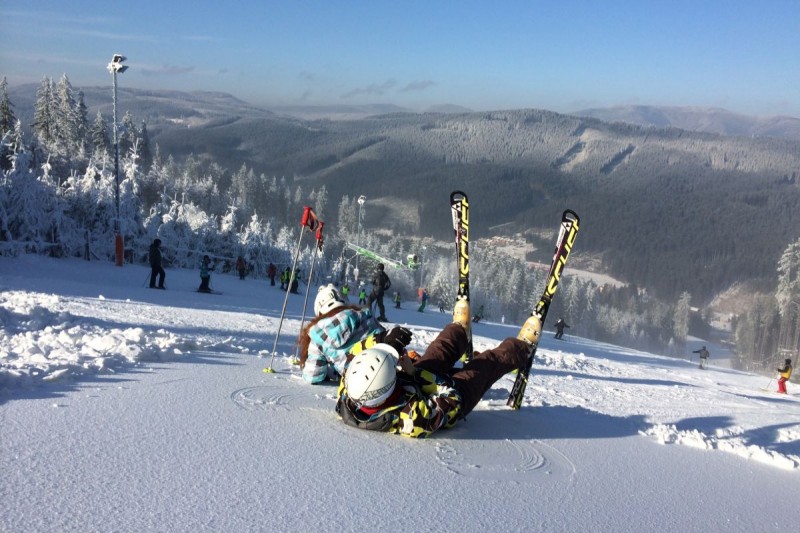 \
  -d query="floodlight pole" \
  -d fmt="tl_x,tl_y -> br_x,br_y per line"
108,54 -> 128,266
356,195 -> 366,273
